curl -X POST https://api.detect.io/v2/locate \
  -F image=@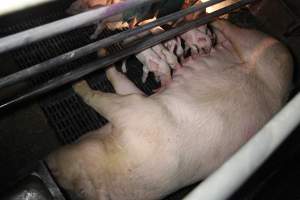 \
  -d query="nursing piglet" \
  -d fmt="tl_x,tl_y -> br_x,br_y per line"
47,20 -> 293,200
